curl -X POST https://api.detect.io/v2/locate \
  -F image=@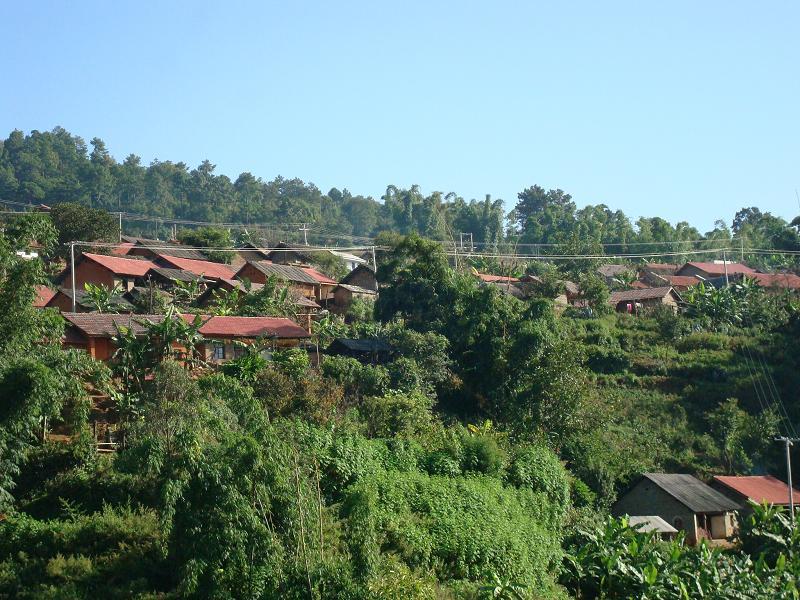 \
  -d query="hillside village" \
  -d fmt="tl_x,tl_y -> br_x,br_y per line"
3,194 -> 800,597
